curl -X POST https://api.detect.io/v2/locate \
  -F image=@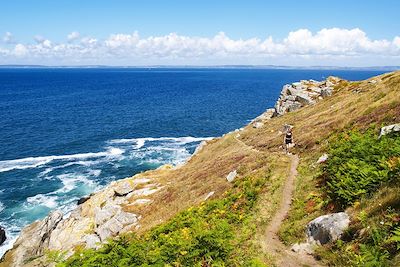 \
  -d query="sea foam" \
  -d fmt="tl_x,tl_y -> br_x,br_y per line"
0,147 -> 124,173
